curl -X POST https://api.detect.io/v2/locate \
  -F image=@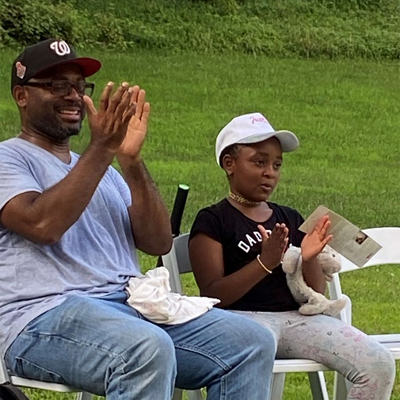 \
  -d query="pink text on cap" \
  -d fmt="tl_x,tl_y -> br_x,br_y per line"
250,115 -> 268,124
